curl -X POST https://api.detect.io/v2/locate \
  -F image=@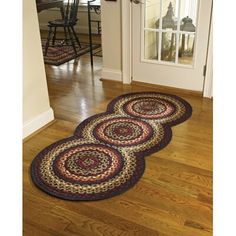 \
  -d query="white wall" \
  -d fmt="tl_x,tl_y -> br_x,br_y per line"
23,0 -> 54,138
101,0 -> 122,81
